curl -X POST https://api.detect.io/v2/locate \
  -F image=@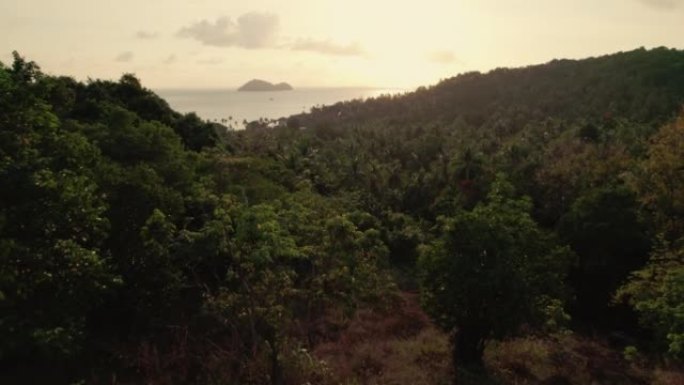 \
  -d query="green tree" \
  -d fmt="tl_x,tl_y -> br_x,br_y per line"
617,239 -> 684,359
631,112 -> 684,241
0,54 -> 119,361
558,185 -> 650,328
617,113 -> 684,360
418,175 -> 573,369
205,203 -> 302,385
